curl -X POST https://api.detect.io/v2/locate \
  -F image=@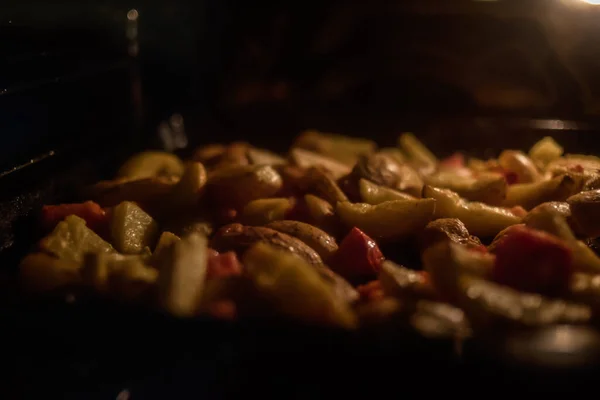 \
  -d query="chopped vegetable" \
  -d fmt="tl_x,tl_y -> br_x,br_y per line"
243,242 -> 357,329
330,227 -> 384,282
41,201 -> 107,234
207,250 -> 243,279
117,151 -> 185,180
491,225 -> 573,296
40,215 -> 114,263
110,201 -> 158,254
423,185 -> 521,237
336,199 -> 435,240
241,198 -> 294,226
157,233 -> 209,317
359,179 -> 415,205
